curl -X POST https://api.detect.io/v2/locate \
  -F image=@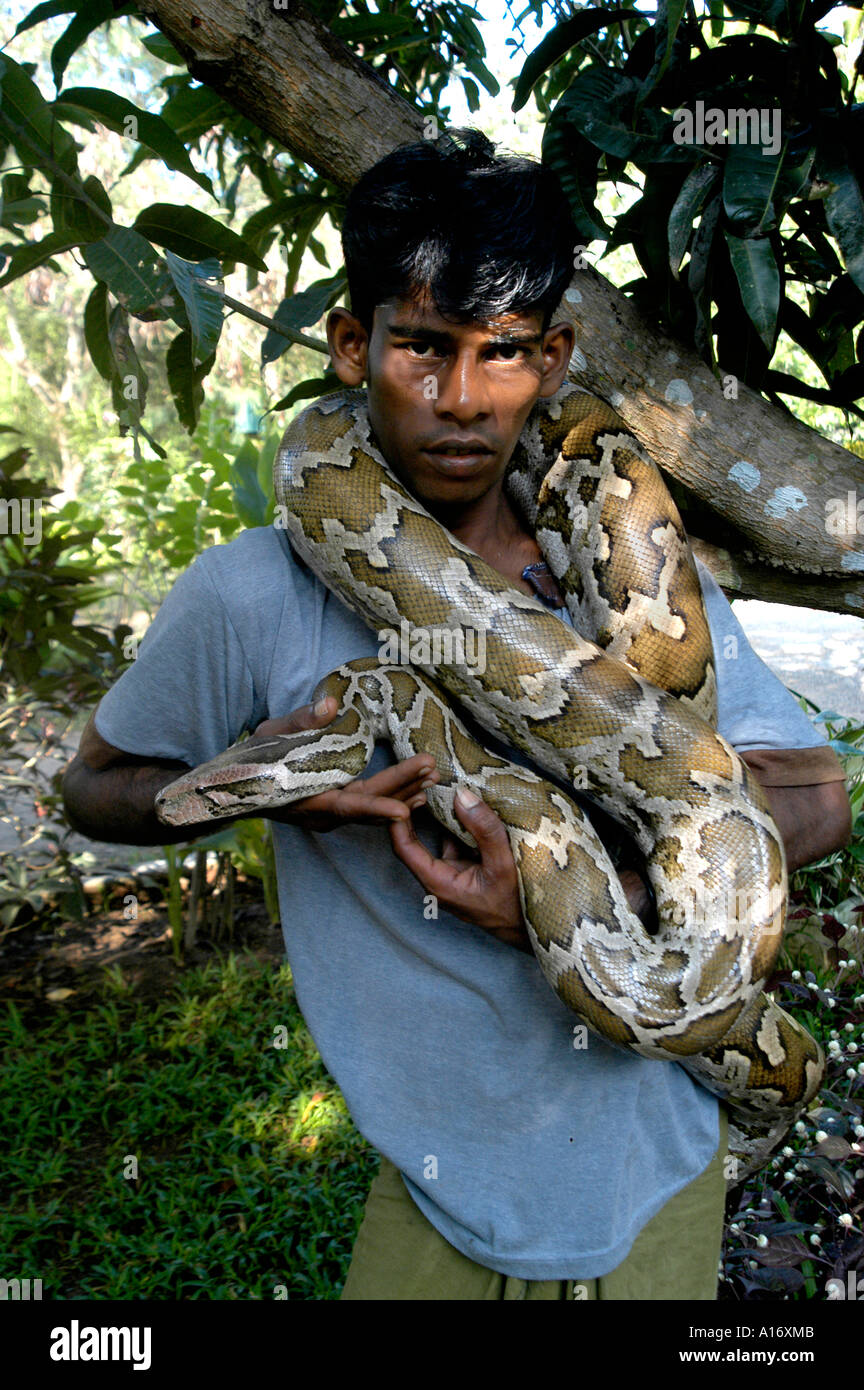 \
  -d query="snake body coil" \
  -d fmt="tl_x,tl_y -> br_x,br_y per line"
157,384 -> 824,1177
